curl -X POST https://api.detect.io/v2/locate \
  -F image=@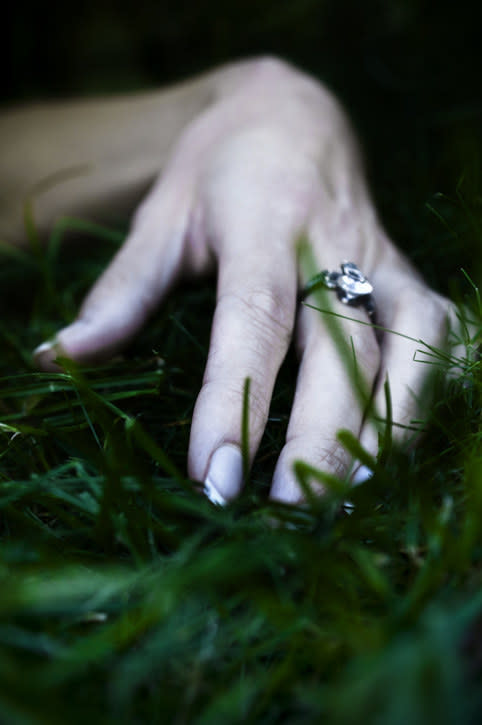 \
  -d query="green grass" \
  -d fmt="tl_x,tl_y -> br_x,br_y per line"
1,187 -> 482,725
3,0 -> 482,720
